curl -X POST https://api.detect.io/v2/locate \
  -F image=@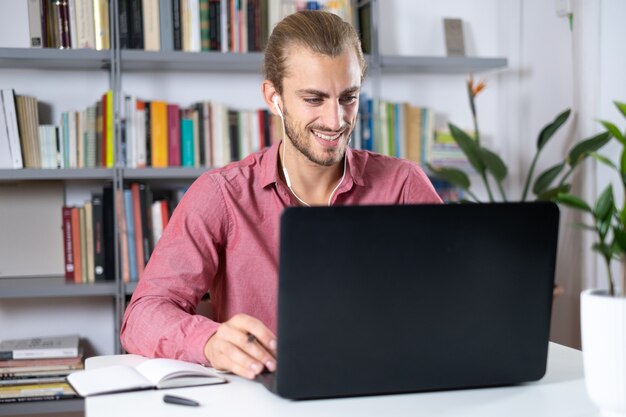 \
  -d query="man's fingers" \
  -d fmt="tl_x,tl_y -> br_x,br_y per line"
231,314 -> 278,355
222,323 -> 276,372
